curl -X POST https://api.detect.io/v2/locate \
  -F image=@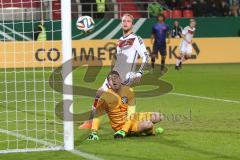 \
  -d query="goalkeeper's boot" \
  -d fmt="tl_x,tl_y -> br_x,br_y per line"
87,132 -> 99,140
114,130 -> 126,139
155,127 -> 164,135
145,127 -> 164,136
79,120 -> 92,129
